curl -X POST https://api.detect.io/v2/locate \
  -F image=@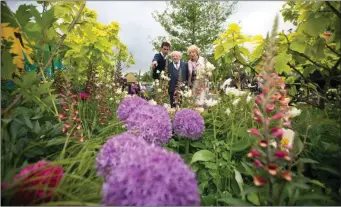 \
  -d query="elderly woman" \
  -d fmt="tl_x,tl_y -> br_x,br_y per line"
187,45 -> 209,105
168,51 -> 188,108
